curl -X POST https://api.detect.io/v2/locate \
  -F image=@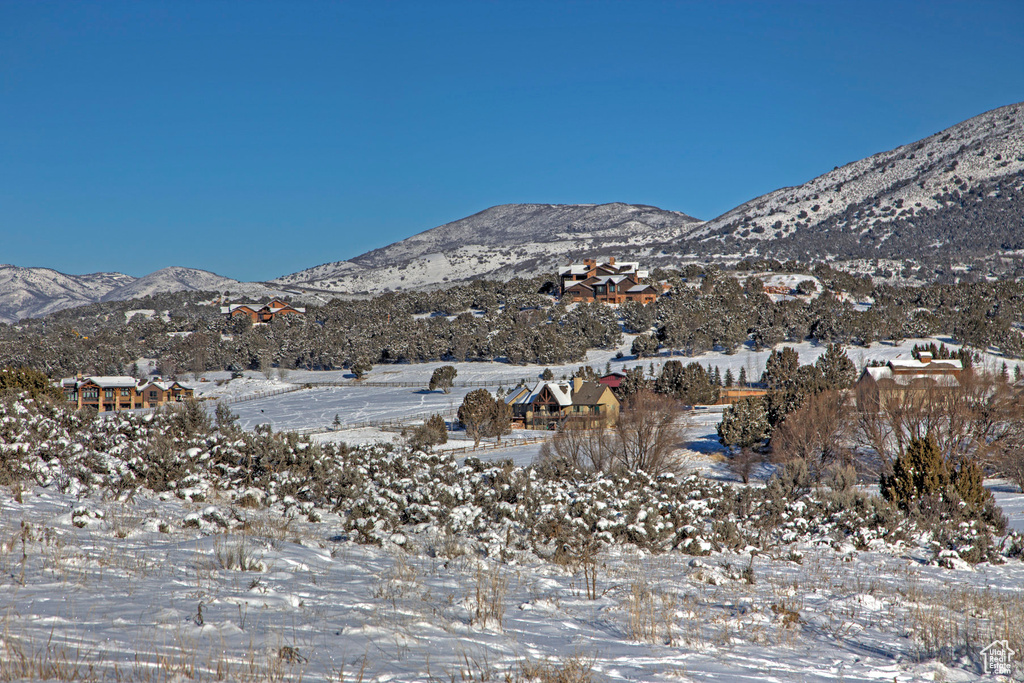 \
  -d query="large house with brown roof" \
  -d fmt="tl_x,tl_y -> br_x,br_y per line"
505,377 -> 620,429
558,258 -> 662,305
59,375 -> 194,412
221,299 -> 305,323
855,352 -> 963,410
